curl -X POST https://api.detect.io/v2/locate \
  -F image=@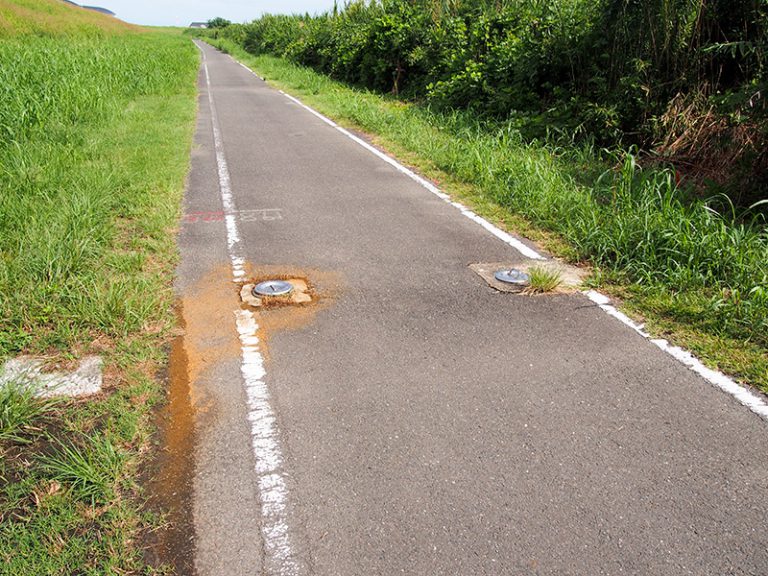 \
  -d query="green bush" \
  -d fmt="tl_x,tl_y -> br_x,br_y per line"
208,0 -> 766,149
